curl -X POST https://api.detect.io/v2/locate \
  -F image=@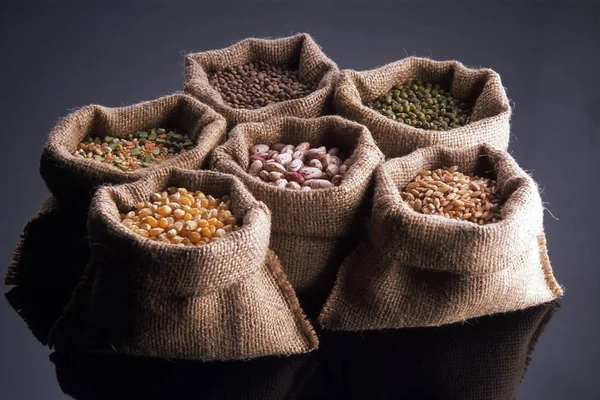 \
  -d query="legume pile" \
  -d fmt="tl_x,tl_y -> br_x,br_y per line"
247,142 -> 350,190
209,61 -> 317,110
75,128 -> 194,170
401,166 -> 503,225
120,187 -> 240,246
366,80 -> 472,130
